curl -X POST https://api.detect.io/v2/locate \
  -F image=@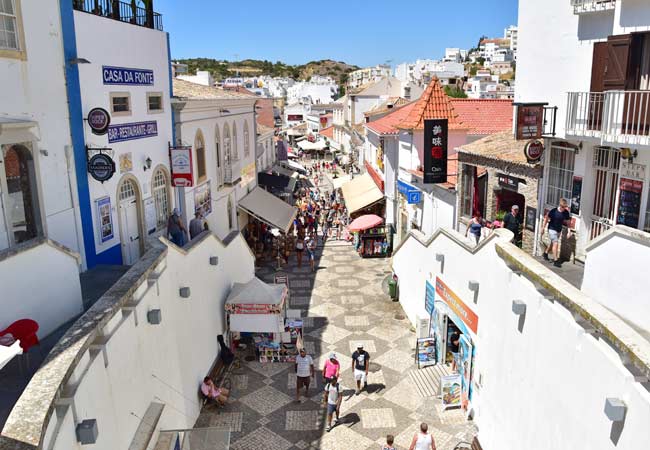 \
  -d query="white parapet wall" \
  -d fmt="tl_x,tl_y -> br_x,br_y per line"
0,238 -> 83,338
392,227 -> 650,450
0,231 -> 254,450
